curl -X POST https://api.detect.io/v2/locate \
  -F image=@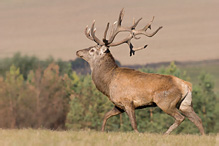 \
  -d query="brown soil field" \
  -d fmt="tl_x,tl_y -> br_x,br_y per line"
0,0 -> 219,65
